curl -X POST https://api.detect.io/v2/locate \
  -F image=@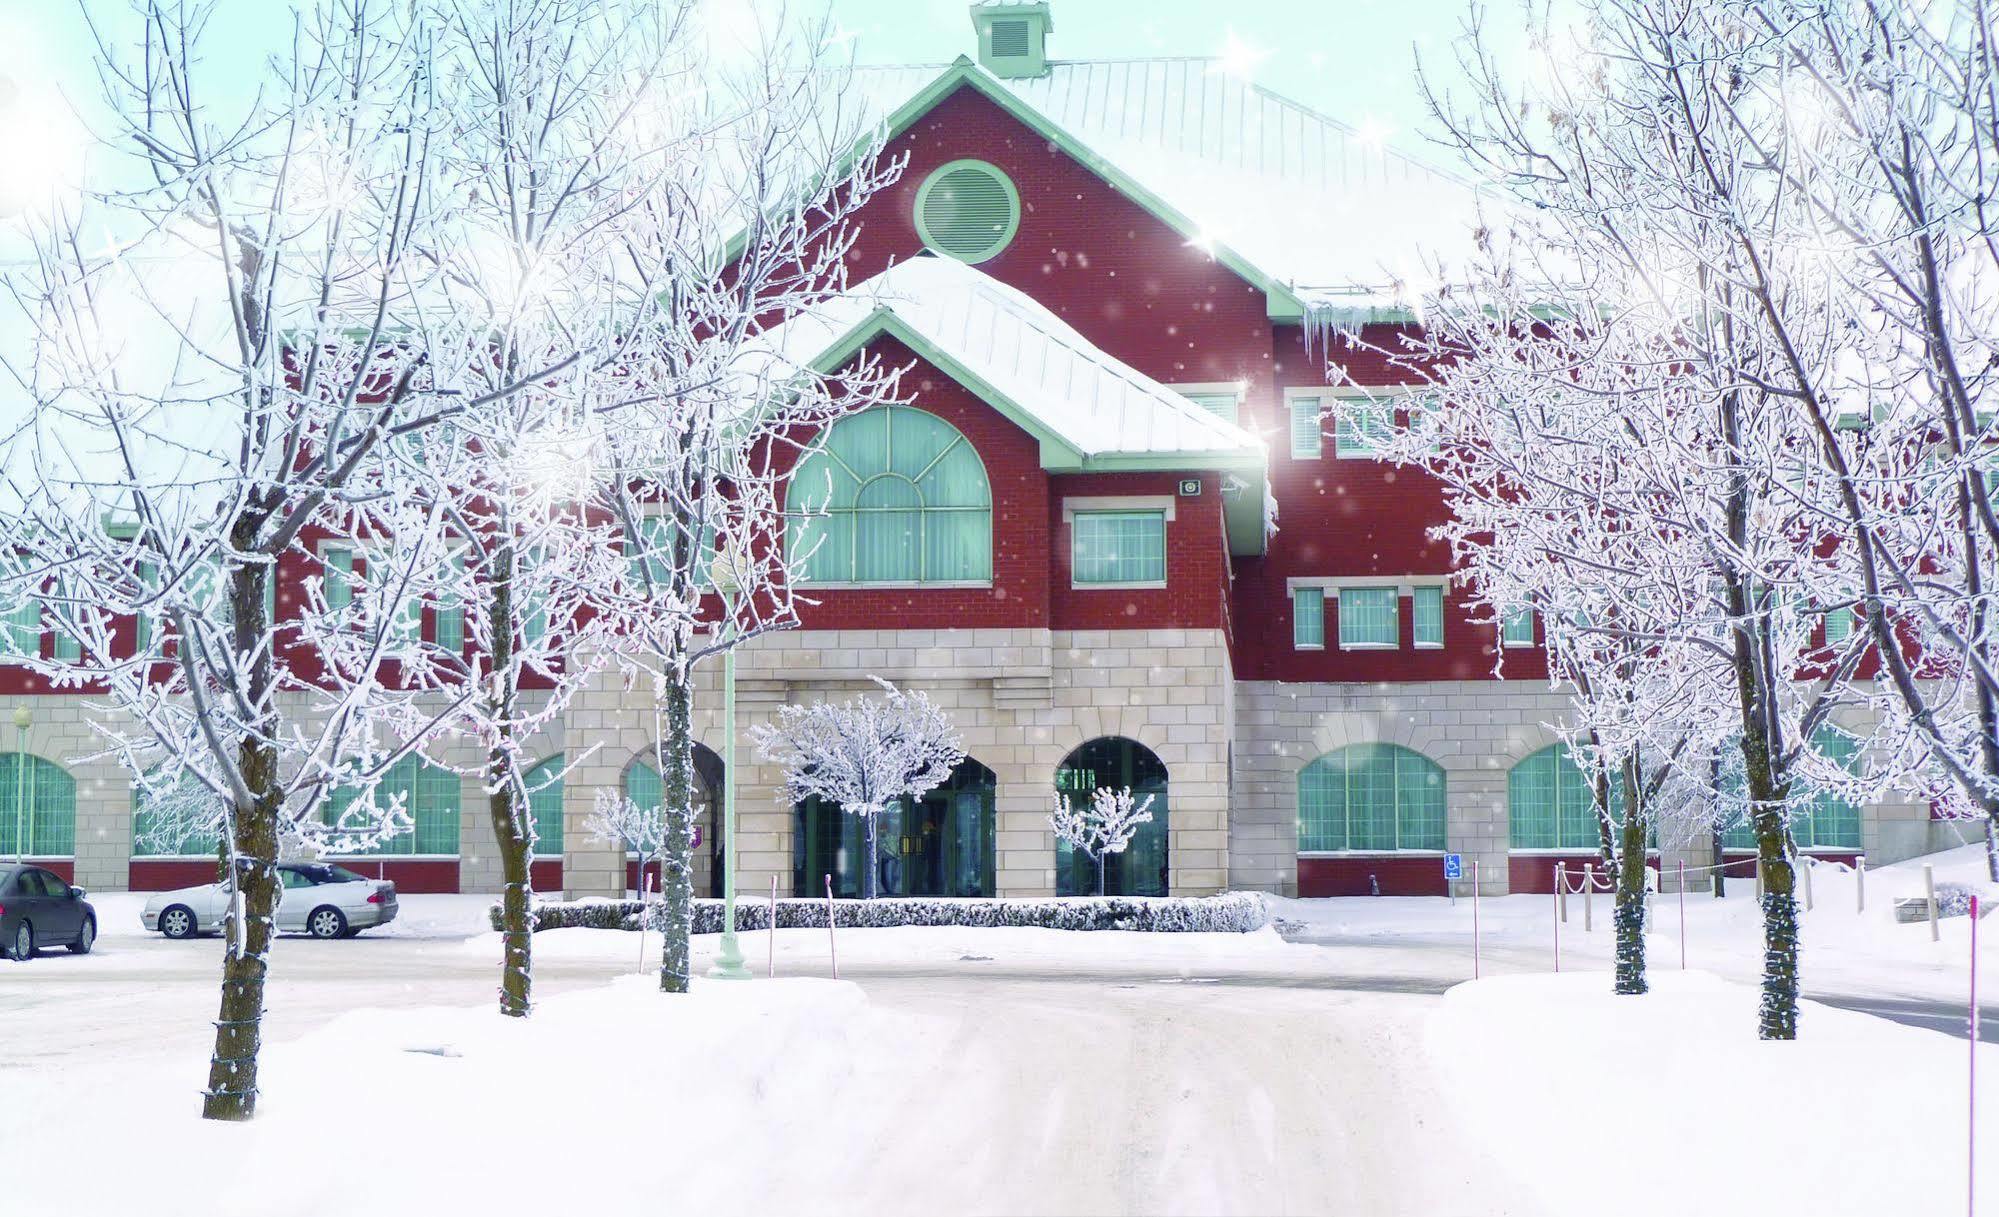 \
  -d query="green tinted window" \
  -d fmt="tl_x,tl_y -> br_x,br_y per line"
522,755 -> 565,858
326,753 -> 460,856
787,407 -> 991,585
1413,586 -> 1444,646
1508,745 -> 1603,850
1293,587 -> 1325,648
1298,743 -> 1445,851
0,753 -> 76,856
1339,587 -> 1398,647
1289,396 -> 1322,458
1072,512 -> 1167,585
